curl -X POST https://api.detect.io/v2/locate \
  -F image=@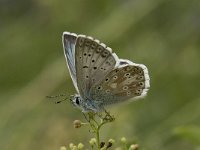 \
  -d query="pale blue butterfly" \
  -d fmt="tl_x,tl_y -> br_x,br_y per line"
63,32 -> 150,112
